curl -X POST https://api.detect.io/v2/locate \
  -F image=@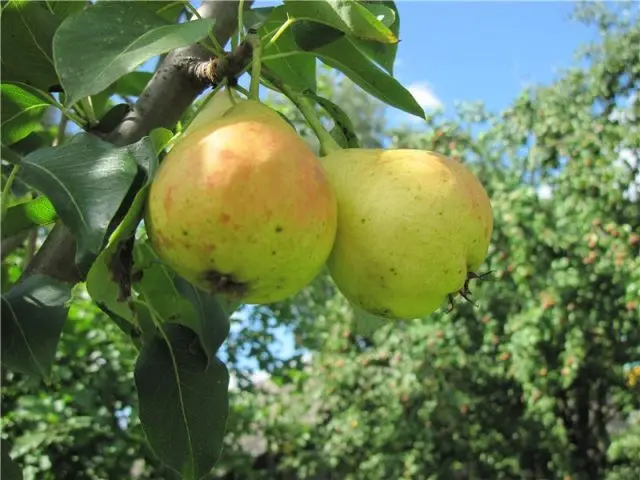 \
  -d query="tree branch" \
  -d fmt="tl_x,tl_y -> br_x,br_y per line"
22,0 -> 252,285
